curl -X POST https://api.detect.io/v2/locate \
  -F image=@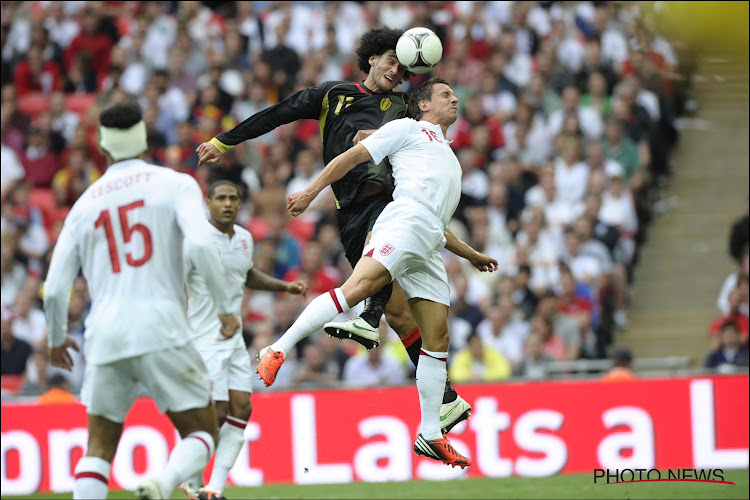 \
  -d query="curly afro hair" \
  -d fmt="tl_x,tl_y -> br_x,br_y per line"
355,26 -> 404,75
